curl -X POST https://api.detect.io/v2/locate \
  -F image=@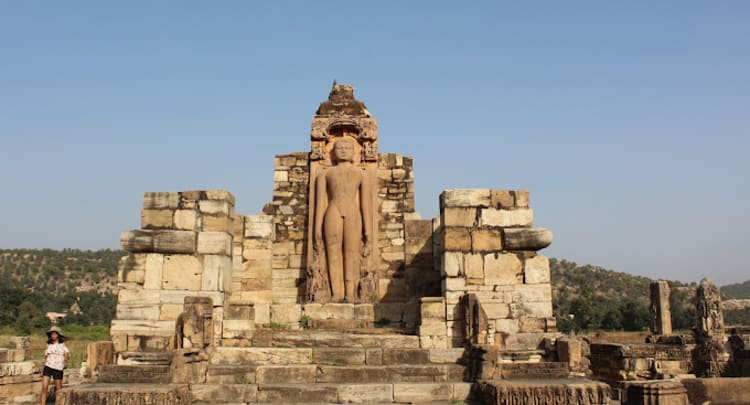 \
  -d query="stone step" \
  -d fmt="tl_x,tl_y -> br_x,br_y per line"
209,347 -> 467,366
98,364 -> 171,383
474,379 -> 611,405
56,383 -> 190,405
222,364 -> 467,384
252,329 -> 421,349
497,361 -> 570,379
190,382 -> 474,404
